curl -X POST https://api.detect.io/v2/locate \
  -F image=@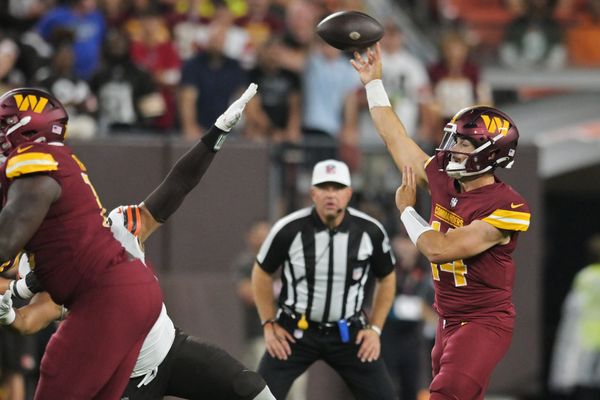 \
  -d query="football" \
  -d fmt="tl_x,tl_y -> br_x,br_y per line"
316,11 -> 384,51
